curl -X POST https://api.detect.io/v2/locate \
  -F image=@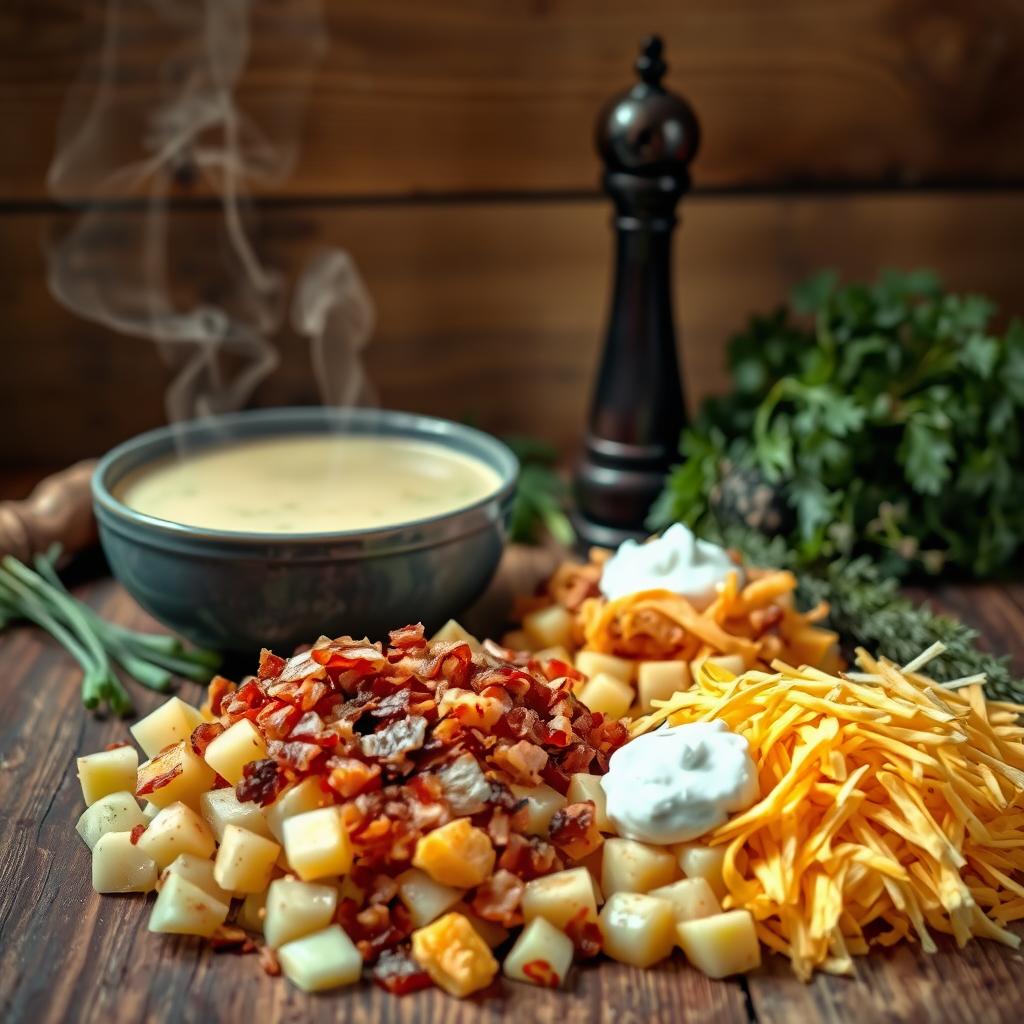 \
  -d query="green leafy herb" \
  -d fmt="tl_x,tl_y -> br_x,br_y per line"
503,435 -> 575,546
0,546 -> 221,715
652,269 -> 1024,577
